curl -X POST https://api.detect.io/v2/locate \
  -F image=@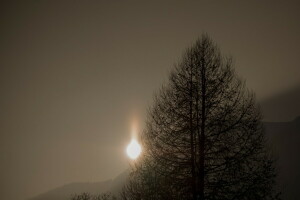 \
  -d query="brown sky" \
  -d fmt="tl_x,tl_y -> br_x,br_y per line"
0,1 -> 300,200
